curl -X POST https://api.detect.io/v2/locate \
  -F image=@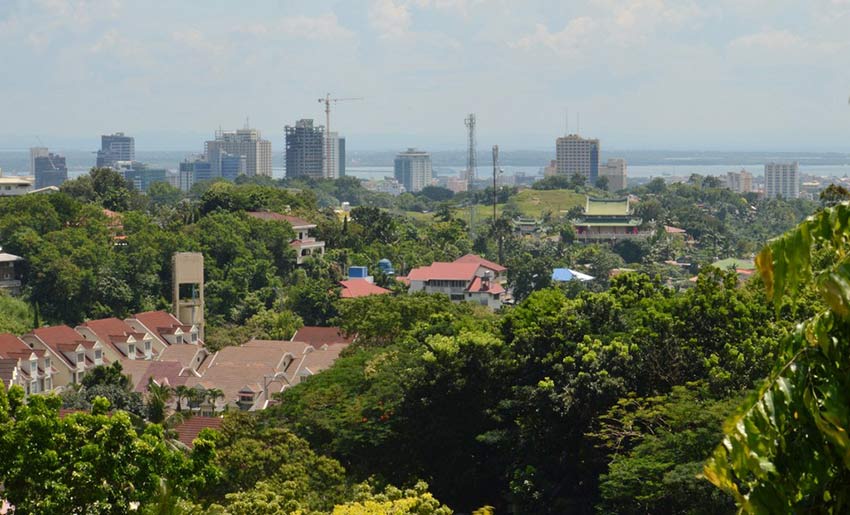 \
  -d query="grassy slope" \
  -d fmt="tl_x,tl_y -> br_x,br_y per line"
402,189 -> 587,223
